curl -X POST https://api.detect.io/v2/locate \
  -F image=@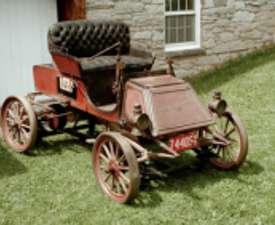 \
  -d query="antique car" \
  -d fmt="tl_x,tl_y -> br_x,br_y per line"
1,20 -> 248,203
